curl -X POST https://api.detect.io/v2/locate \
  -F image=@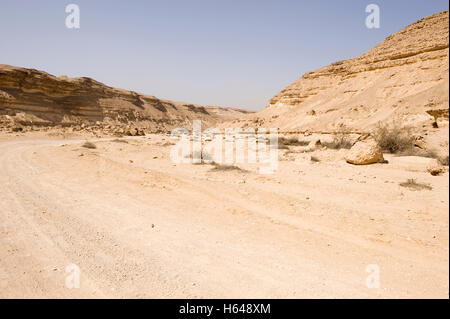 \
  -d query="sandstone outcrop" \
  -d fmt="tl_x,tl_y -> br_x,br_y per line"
237,11 -> 449,137
0,65 -> 251,132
